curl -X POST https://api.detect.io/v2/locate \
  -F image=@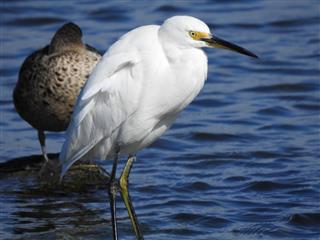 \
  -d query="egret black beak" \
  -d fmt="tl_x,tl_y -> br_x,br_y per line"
202,35 -> 258,58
